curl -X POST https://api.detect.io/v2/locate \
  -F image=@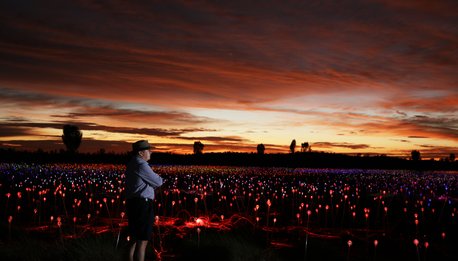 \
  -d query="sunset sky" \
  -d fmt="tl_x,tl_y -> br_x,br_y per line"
1,1 -> 457,158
